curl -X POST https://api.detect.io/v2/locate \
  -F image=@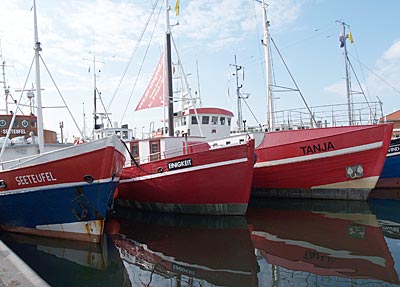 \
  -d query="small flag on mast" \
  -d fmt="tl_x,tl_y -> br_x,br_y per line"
347,32 -> 354,44
175,0 -> 179,16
